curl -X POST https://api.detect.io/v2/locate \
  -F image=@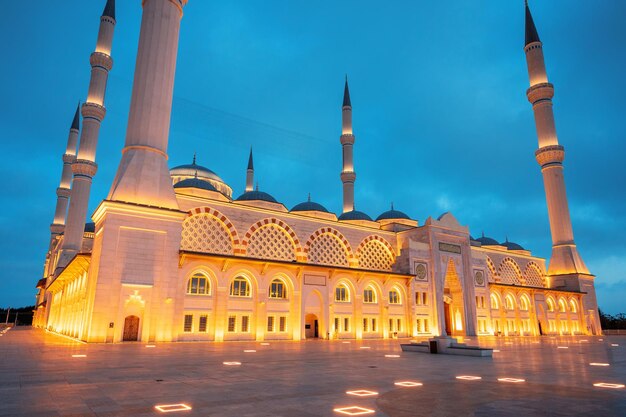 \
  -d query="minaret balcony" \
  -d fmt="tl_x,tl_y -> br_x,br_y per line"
535,145 -> 565,167
527,82 -> 554,104
90,52 -> 113,71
